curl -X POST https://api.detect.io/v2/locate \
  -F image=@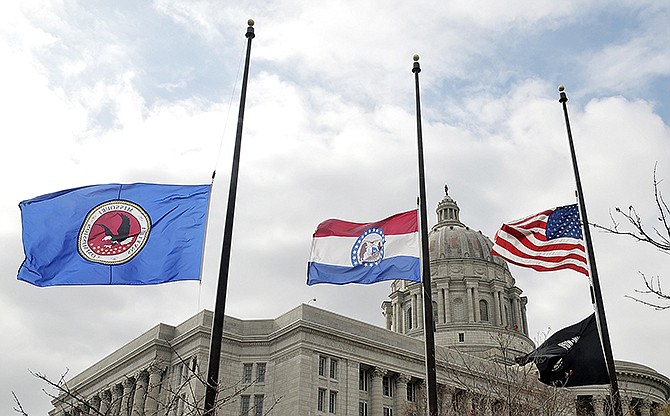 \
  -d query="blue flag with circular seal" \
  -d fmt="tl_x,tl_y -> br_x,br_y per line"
18,183 -> 211,286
